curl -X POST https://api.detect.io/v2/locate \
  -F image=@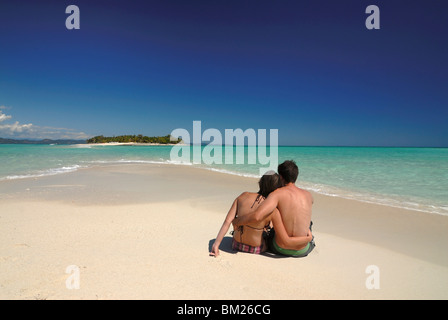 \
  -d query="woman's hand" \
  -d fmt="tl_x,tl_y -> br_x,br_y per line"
209,242 -> 220,257
306,230 -> 313,242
